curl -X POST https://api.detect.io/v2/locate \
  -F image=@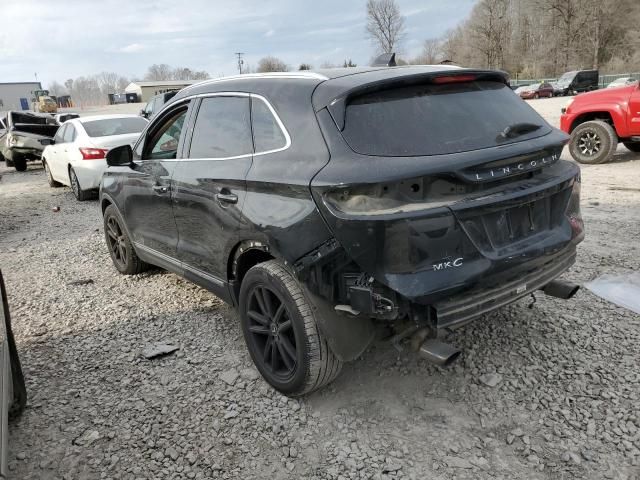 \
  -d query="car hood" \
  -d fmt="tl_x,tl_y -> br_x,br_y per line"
572,84 -> 635,104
